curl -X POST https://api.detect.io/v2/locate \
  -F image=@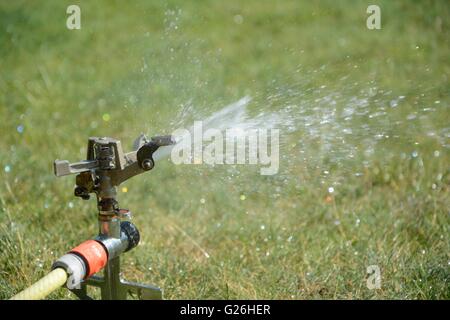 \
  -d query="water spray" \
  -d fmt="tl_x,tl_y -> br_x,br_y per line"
11,134 -> 174,300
